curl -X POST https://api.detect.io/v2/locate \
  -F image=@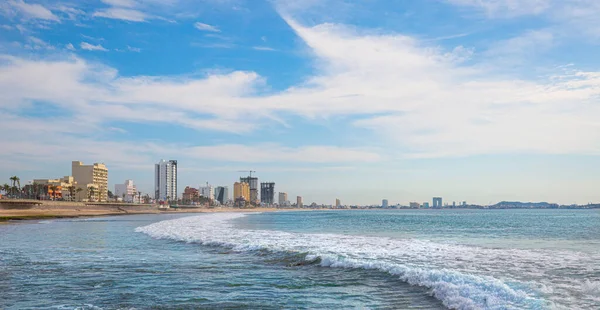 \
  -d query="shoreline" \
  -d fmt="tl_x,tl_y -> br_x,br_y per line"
0,199 -> 307,223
